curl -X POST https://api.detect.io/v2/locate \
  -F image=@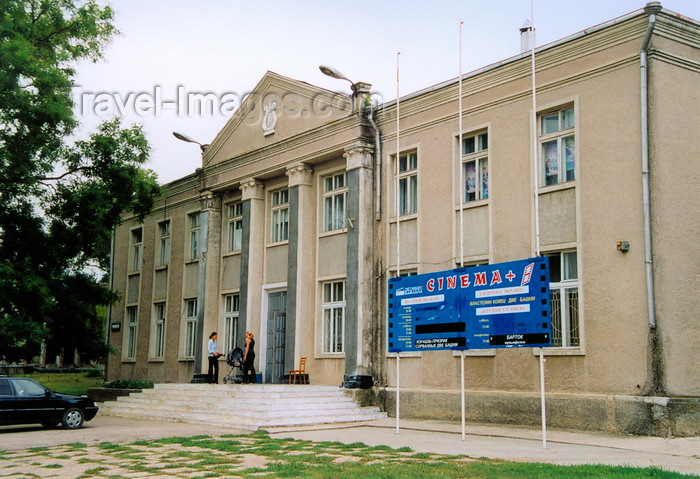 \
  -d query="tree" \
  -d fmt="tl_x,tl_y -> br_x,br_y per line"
0,0 -> 161,363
